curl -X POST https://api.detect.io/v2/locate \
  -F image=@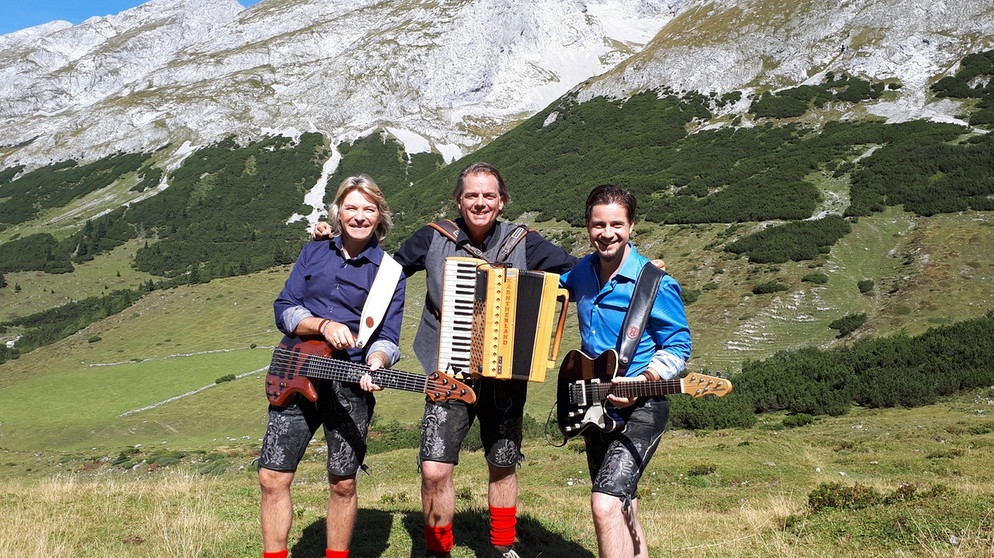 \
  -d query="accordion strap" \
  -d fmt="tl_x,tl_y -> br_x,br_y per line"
428,219 -> 531,264
616,263 -> 666,375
